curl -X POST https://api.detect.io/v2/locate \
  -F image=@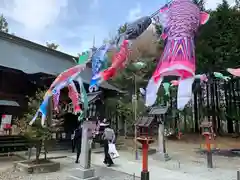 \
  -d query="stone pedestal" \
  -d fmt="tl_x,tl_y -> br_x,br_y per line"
138,147 -> 156,155
80,122 -> 91,169
67,121 -> 99,180
155,124 -> 170,161
67,168 -> 99,180
153,152 -> 171,161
